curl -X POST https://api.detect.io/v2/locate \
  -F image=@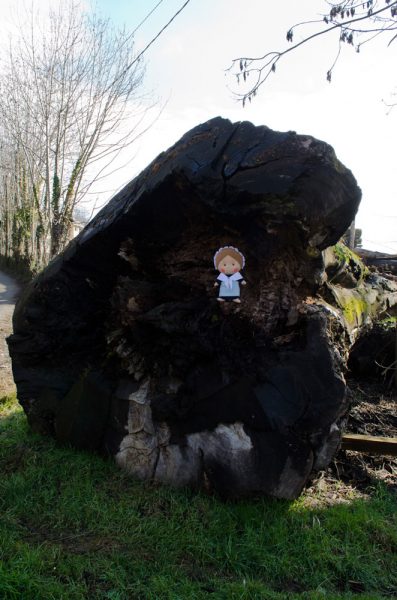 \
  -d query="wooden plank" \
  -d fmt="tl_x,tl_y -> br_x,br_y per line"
341,433 -> 397,456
